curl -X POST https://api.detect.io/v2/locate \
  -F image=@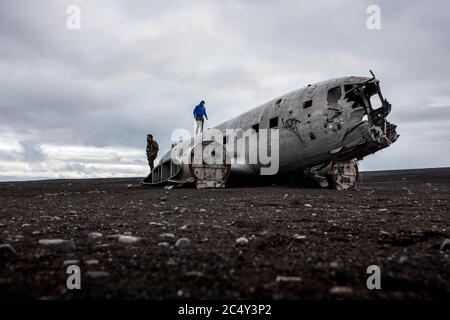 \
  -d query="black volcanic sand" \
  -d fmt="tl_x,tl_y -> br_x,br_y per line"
0,168 -> 449,300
